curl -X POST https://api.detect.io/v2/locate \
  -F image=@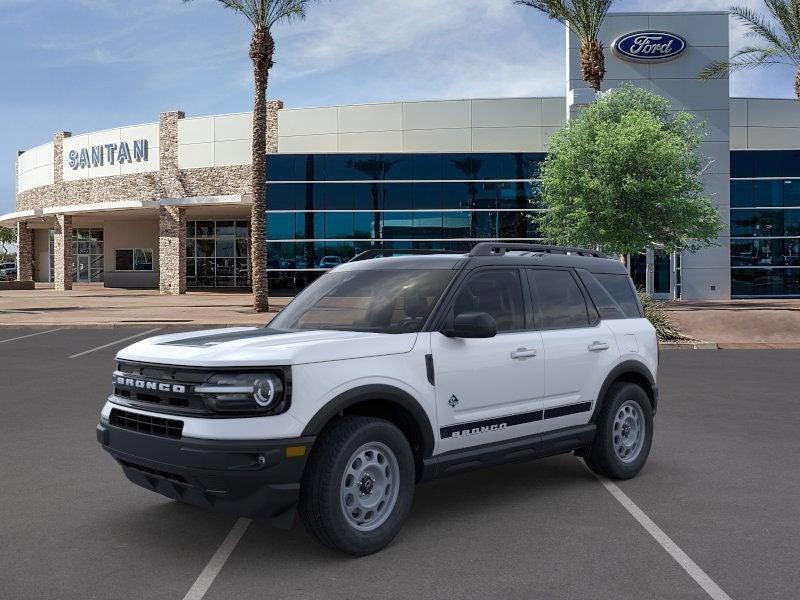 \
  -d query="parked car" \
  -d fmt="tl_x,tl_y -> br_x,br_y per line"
97,242 -> 658,555
319,255 -> 343,268
0,262 -> 16,281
